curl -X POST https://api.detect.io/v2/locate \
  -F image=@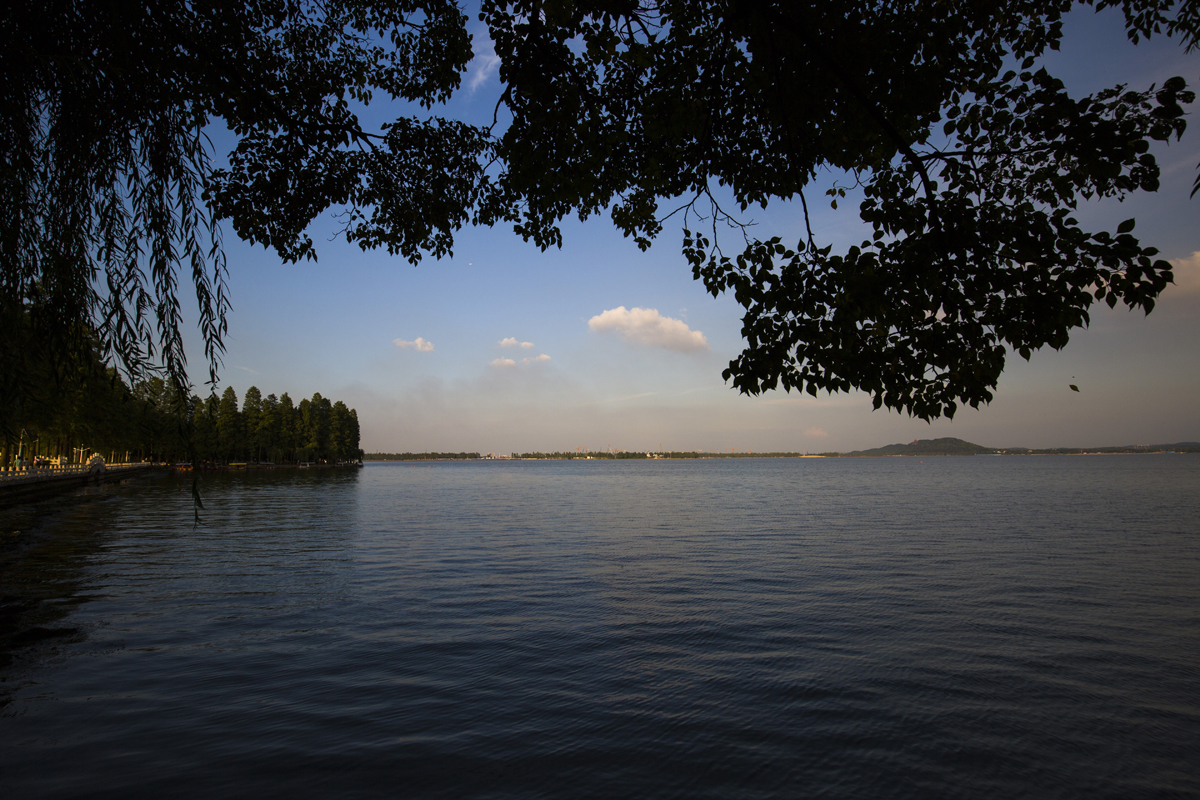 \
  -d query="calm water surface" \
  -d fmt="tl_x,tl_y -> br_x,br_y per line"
1,457 -> 1198,798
